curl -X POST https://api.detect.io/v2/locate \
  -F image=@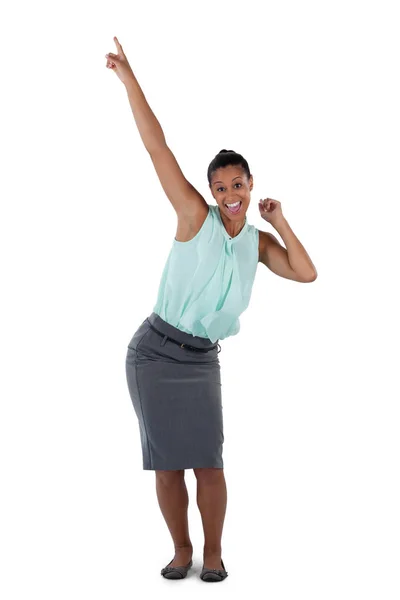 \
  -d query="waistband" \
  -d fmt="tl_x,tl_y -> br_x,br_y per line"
146,312 -> 221,353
